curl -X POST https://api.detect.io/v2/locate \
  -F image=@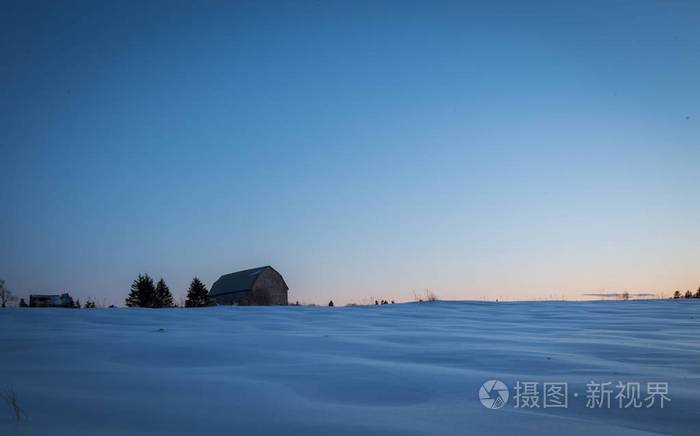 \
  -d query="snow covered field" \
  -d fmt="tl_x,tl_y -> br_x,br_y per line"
1,301 -> 699,435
